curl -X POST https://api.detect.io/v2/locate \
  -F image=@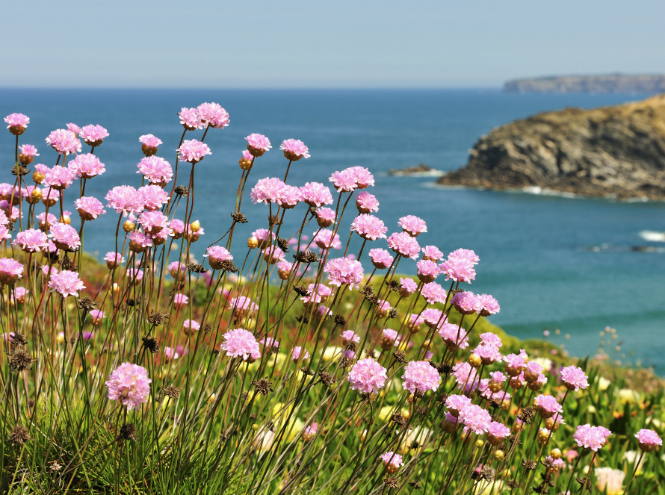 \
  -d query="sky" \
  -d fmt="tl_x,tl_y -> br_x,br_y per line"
2,0 -> 665,88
